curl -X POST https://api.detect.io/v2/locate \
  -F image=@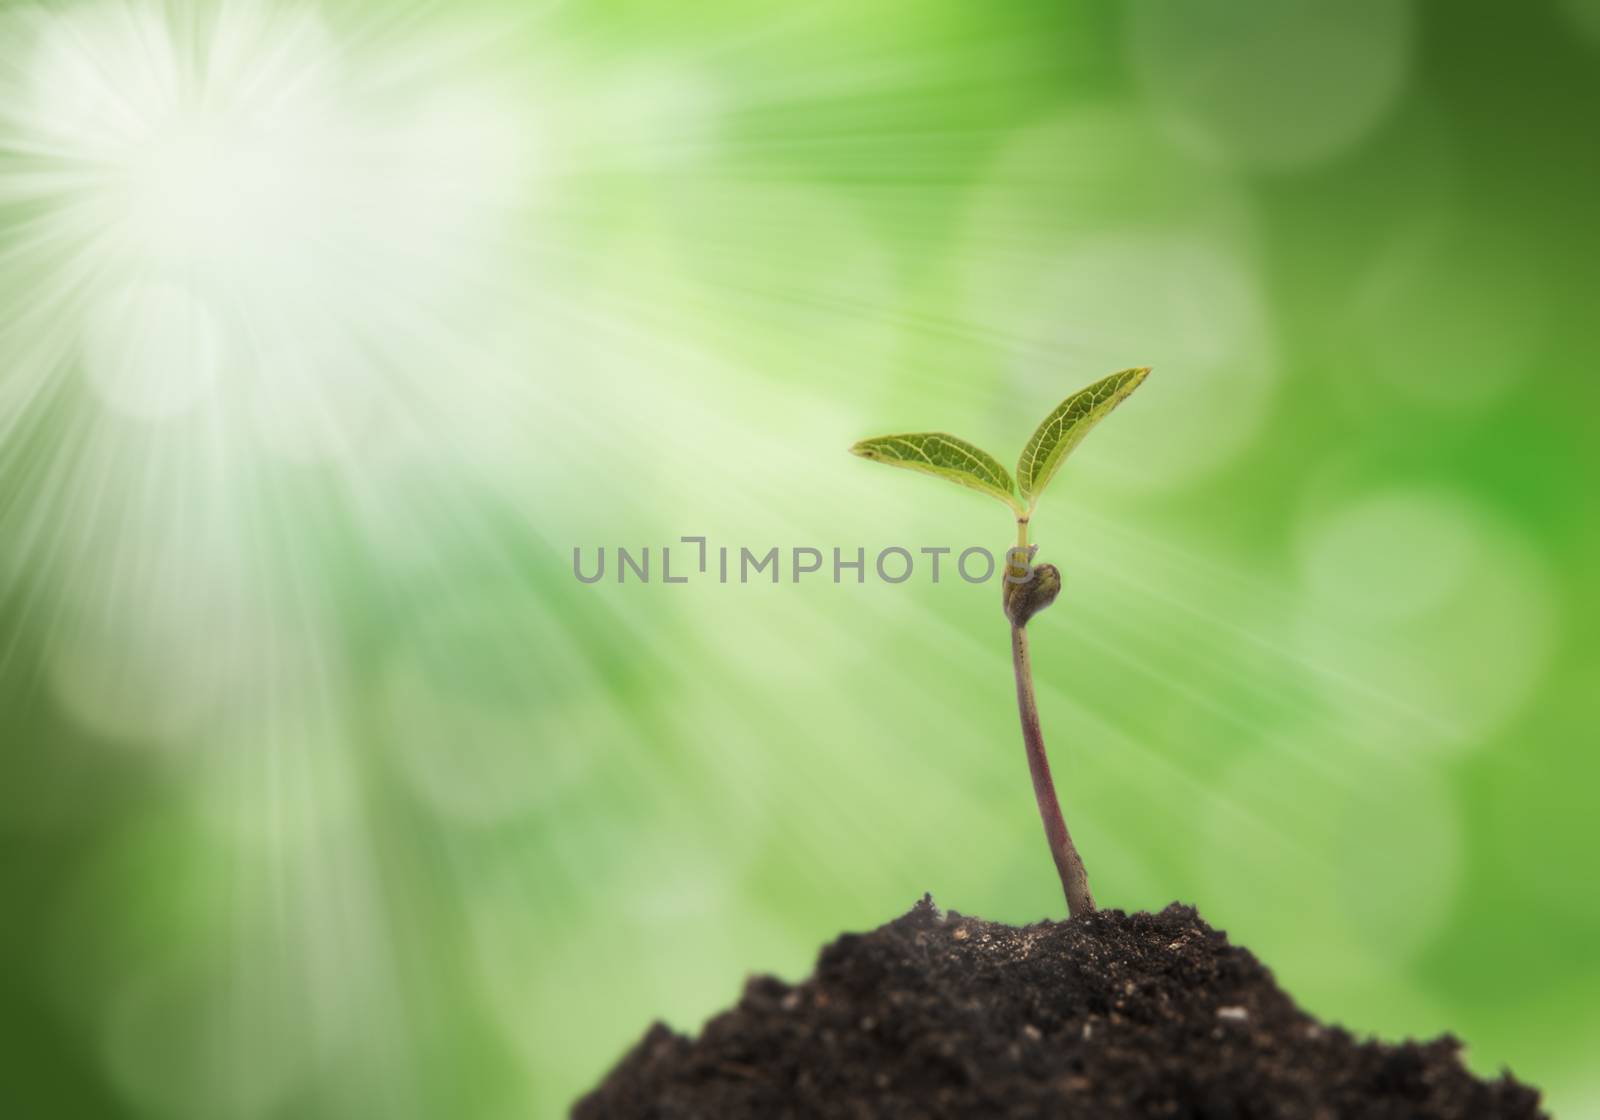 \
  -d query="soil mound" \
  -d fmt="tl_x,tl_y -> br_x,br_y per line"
576,896 -> 1542,1119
